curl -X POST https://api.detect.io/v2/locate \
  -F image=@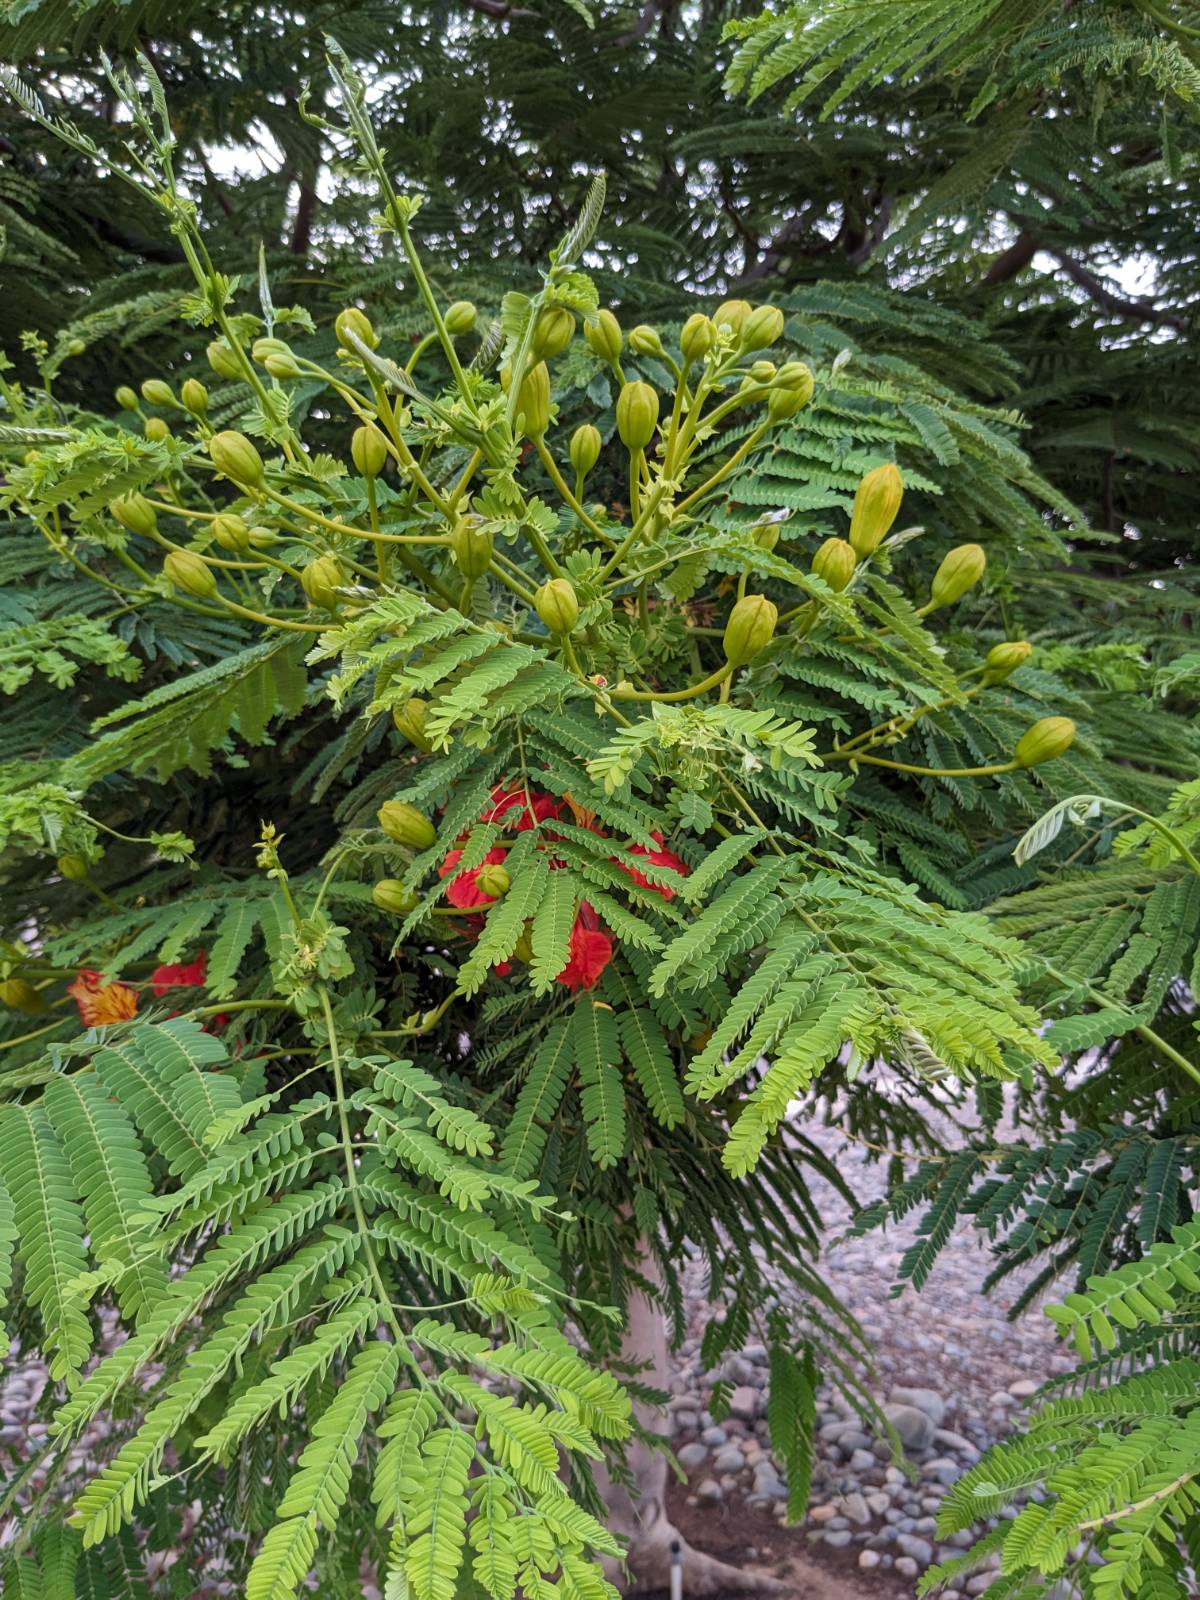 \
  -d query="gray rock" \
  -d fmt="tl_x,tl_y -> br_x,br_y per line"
700,1425 -> 727,1447
823,1530 -> 852,1549
696,1478 -> 723,1502
895,1557 -> 920,1579
841,1492 -> 871,1526
883,1403 -> 936,1451
838,1428 -> 874,1452
849,1447 -> 877,1473
966,1578 -> 993,1597
897,1534 -> 934,1565
921,1457 -> 961,1486
827,1516 -> 850,1531
858,1550 -> 882,1570
677,1443 -> 708,1470
728,1385 -> 760,1422
1008,1378 -> 1040,1399
933,1428 -> 979,1457
673,1409 -> 700,1431
889,1387 -> 947,1426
